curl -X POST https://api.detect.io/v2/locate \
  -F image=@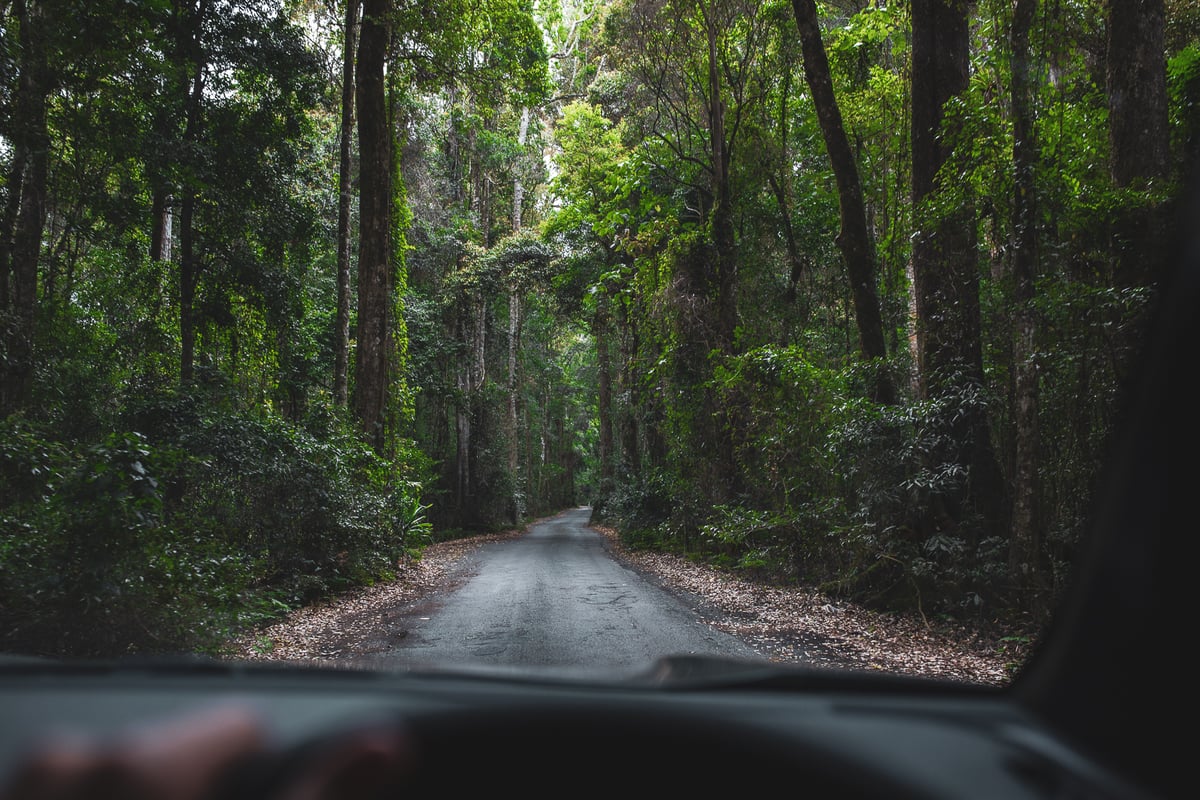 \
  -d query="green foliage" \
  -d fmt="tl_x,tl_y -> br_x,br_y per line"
0,391 -> 433,658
